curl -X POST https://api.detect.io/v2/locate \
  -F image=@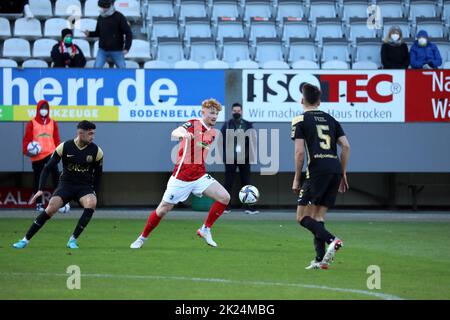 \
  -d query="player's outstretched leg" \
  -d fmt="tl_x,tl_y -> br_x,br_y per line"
130,201 -> 173,249
67,194 -> 96,249
12,196 -> 63,249
198,181 -> 230,247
